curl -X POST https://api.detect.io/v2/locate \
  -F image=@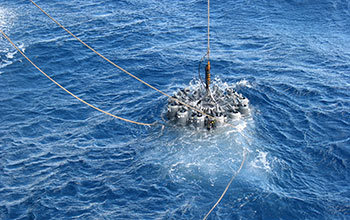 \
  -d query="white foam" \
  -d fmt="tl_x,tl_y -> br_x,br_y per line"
1,46 -> 23,72
5,50 -> 16,59
236,79 -> 252,88
250,150 -> 271,172
18,42 -> 25,53
157,119 -> 255,185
